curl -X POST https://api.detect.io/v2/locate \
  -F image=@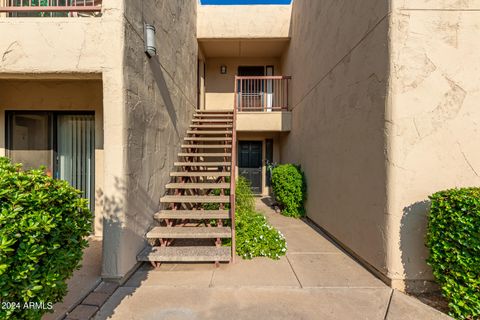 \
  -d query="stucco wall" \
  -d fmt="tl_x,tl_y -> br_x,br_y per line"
205,57 -> 281,110
237,112 -> 291,132
101,0 -> 198,278
0,0 -> 197,280
0,0 -> 126,253
282,0 -> 480,292
281,0 -> 391,278
386,0 -> 480,290
197,4 -> 291,39
0,0 -> 123,75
